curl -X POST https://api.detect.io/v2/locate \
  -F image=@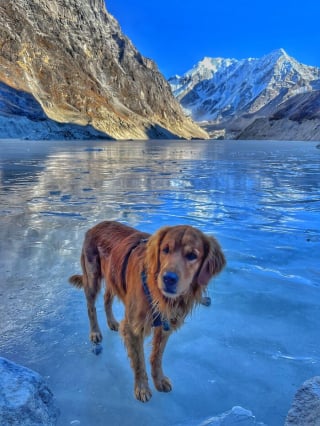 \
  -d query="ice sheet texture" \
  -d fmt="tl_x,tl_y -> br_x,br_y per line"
0,139 -> 319,425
